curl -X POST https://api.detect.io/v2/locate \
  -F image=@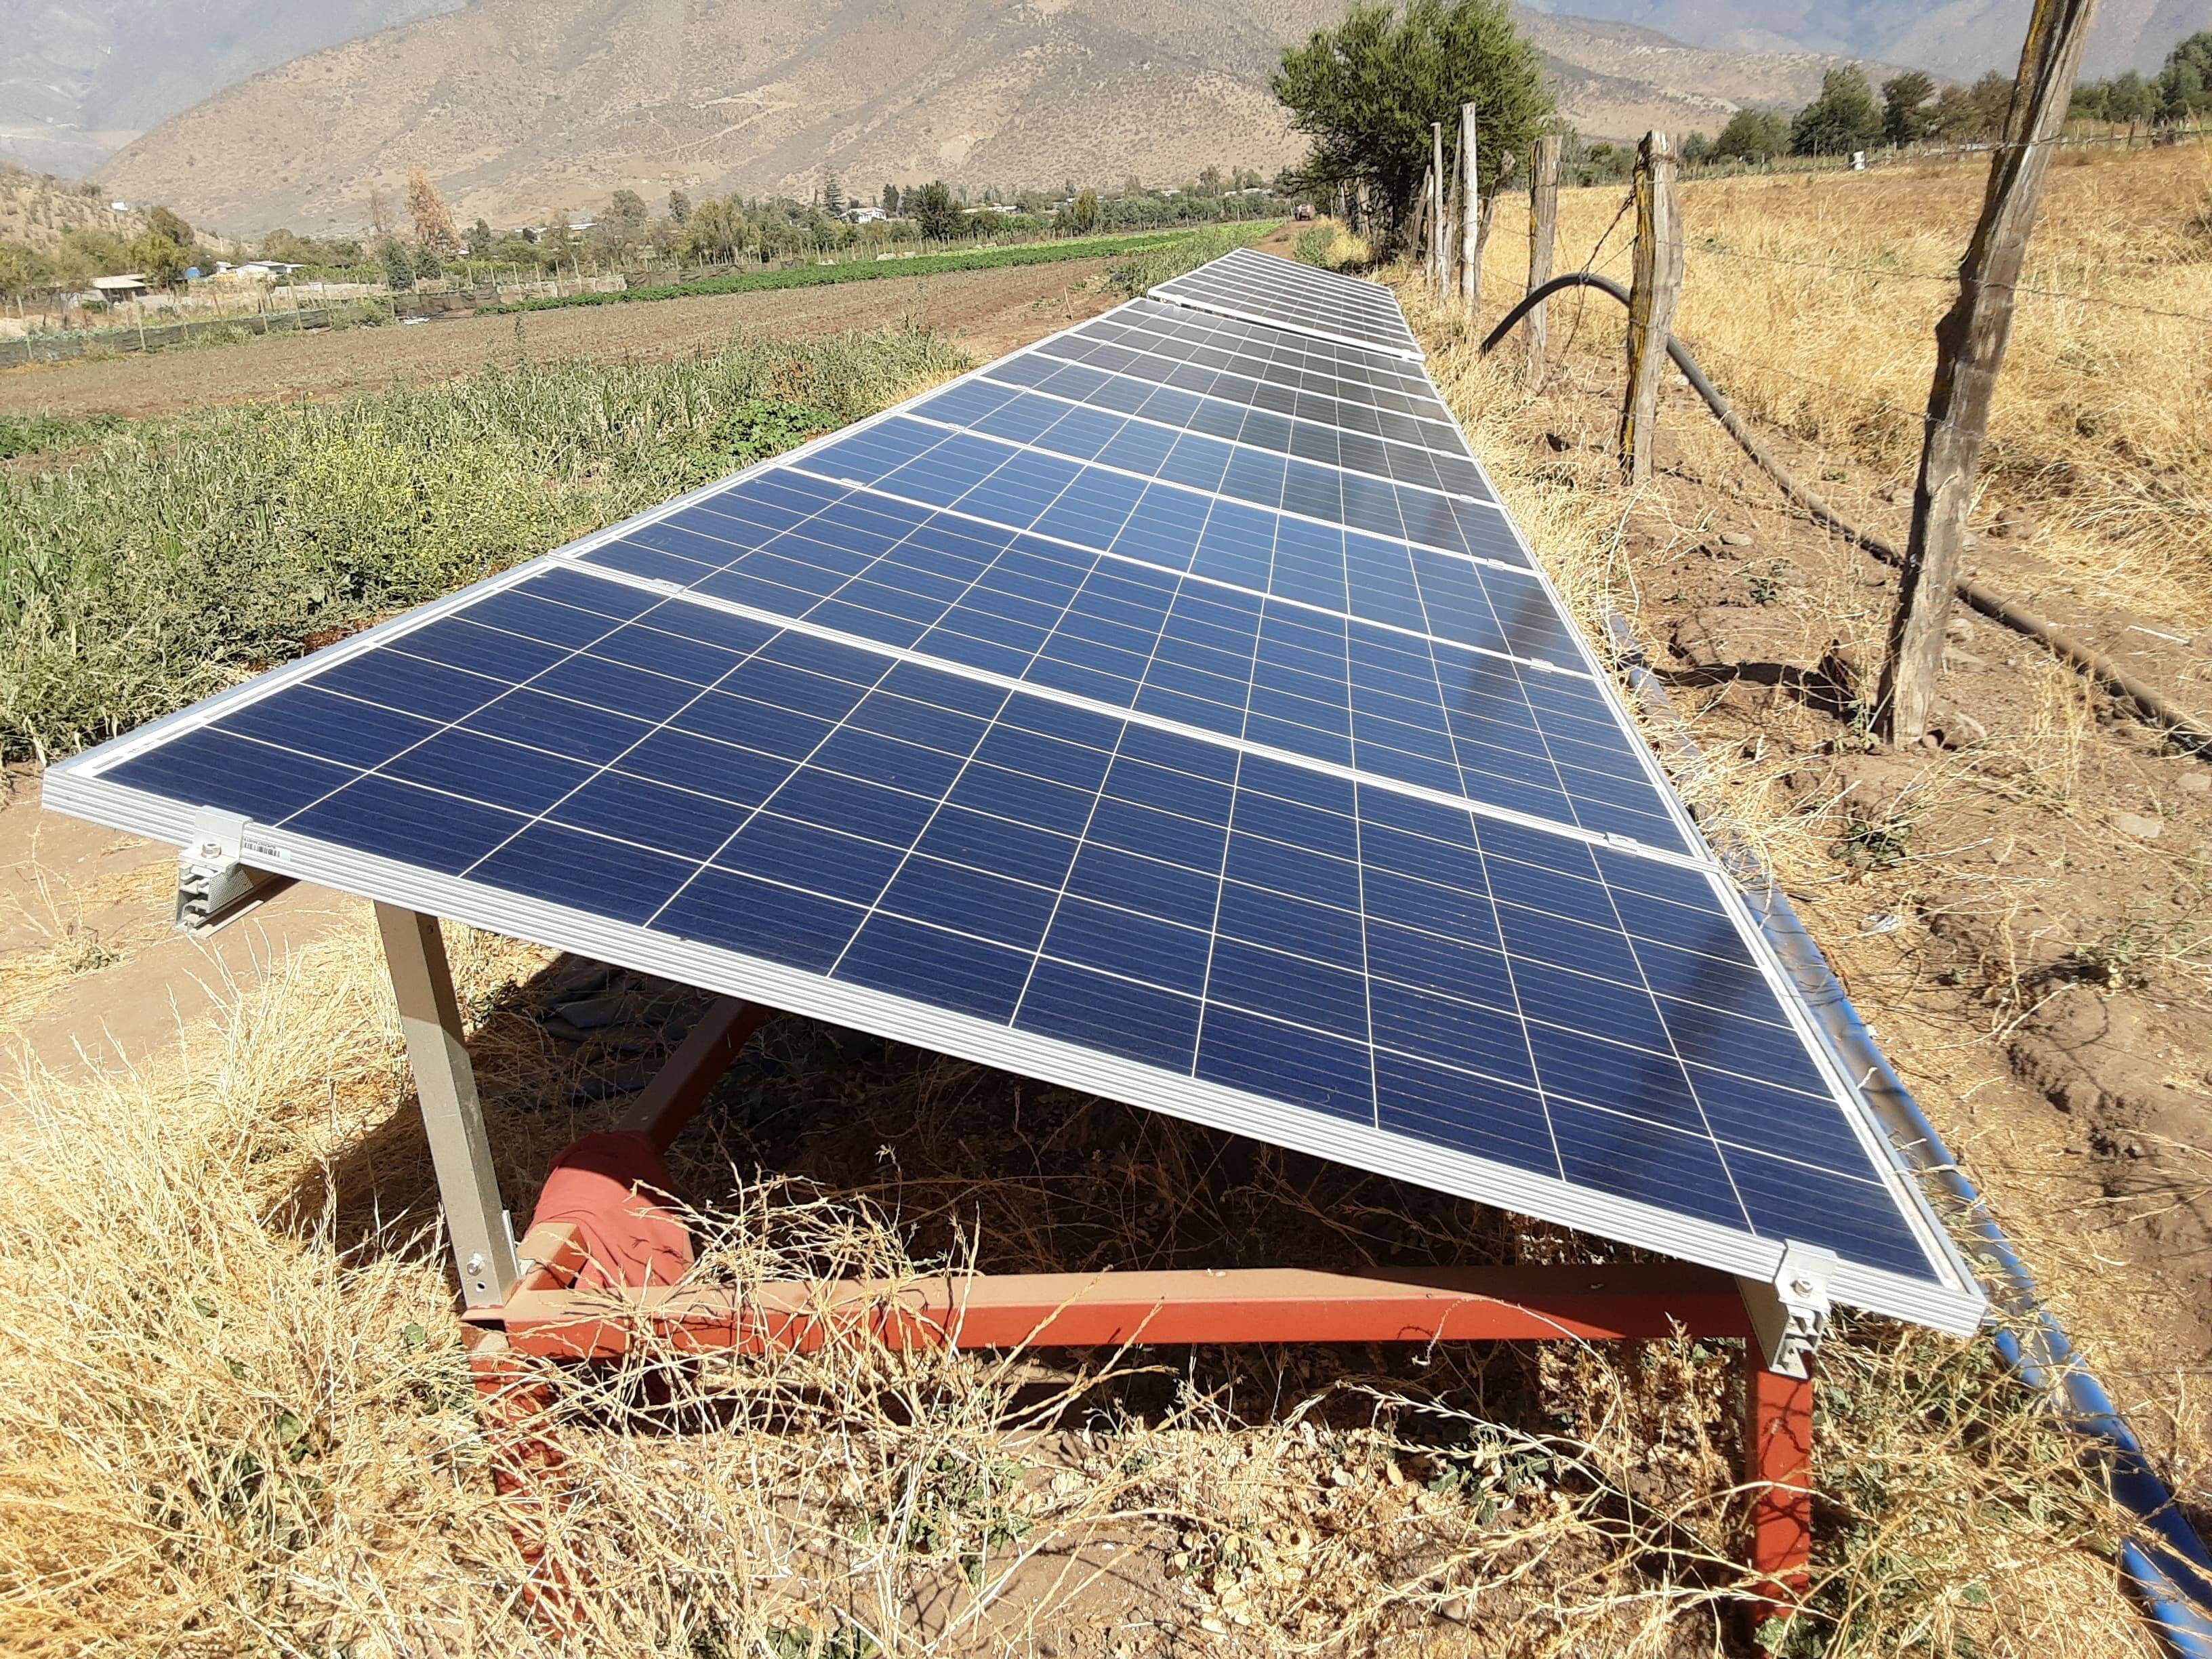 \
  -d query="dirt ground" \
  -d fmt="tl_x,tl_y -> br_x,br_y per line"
0,258 -> 1125,419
